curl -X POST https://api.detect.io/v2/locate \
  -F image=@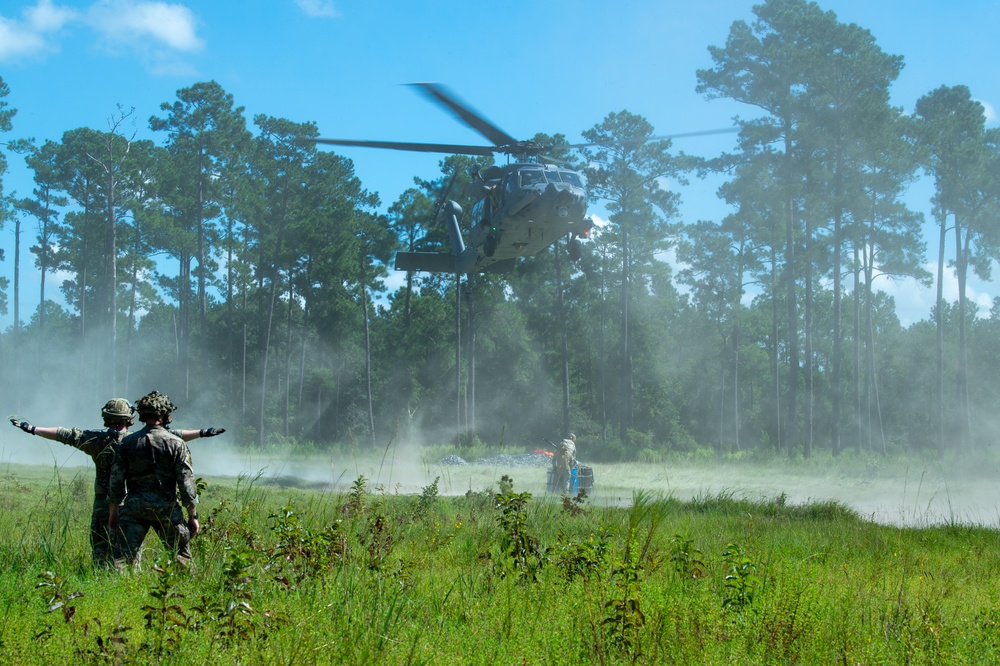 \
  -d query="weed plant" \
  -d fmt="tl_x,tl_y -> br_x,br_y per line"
0,463 -> 998,664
